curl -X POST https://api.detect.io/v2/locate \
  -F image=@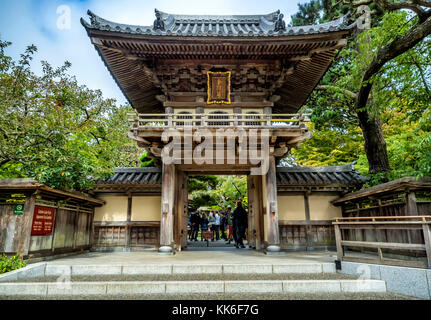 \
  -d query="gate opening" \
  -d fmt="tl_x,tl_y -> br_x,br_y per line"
185,175 -> 251,250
